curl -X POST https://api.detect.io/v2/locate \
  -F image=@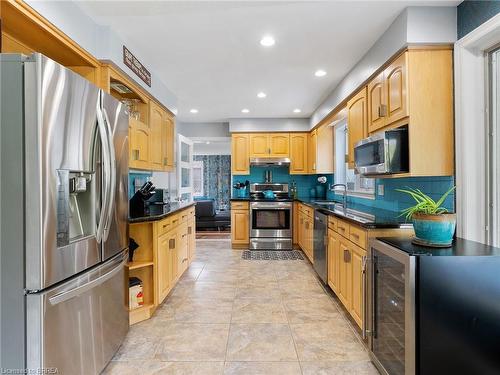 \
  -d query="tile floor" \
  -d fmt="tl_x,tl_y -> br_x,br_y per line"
104,239 -> 379,375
